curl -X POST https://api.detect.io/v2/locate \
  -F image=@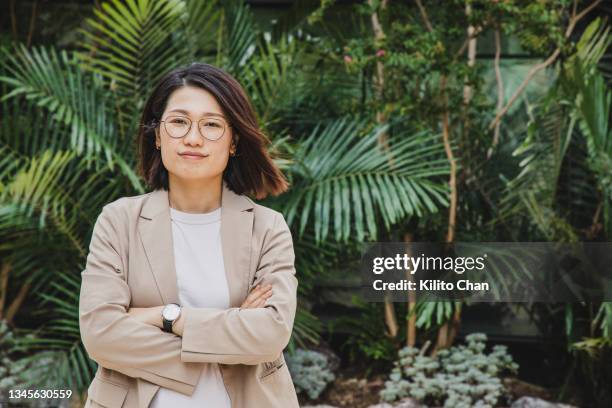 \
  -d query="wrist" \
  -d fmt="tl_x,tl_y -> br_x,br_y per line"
154,306 -> 164,329
171,312 -> 185,336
